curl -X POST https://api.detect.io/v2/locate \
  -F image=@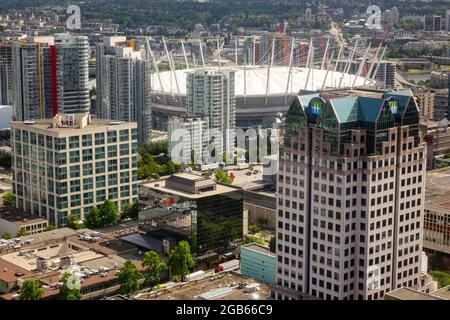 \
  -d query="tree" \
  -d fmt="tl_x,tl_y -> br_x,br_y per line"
66,215 -> 83,230
269,236 -> 276,253
437,162 -> 449,169
1,232 -> 12,240
244,235 -> 265,245
429,271 -> 450,288
142,251 -> 167,287
2,191 -> 14,206
16,228 -> 28,237
19,278 -> 44,300
44,225 -> 56,232
117,260 -> 141,295
58,272 -> 82,300
215,169 -> 232,184
168,241 -> 195,280
99,200 -> 120,226
84,206 -> 101,229
122,200 -> 139,220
